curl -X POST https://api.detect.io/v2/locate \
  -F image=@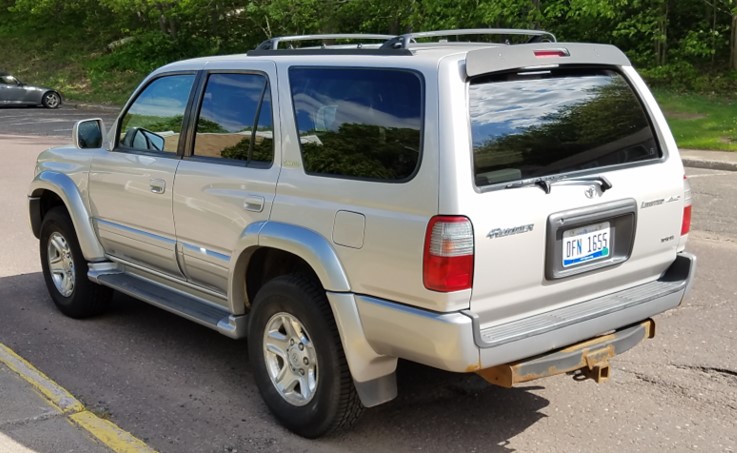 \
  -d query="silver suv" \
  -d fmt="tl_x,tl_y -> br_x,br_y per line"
28,29 -> 696,438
